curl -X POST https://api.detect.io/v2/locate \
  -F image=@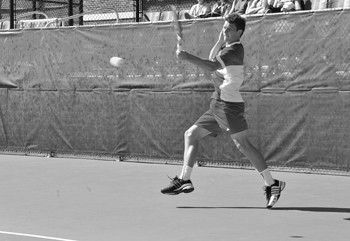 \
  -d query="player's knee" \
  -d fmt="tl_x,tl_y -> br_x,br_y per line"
184,127 -> 200,143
